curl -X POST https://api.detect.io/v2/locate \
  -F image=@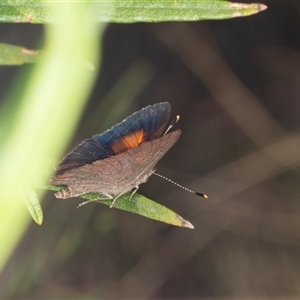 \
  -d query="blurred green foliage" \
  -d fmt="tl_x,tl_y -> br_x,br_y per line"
0,1 -> 103,274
